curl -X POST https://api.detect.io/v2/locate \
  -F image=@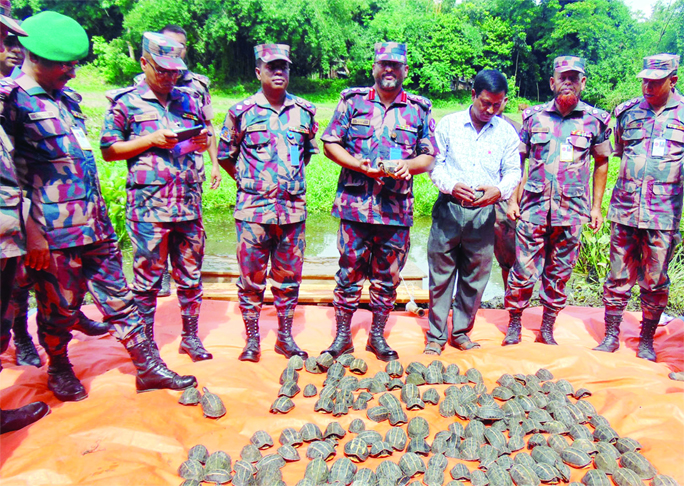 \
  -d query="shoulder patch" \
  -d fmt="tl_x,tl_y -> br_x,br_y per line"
406,93 -> 432,111
62,87 -> 82,104
190,72 -> 211,89
105,86 -> 136,103
523,104 -> 544,121
586,105 -> 611,125
614,97 -> 641,118
176,86 -> 200,99
295,97 -> 316,115
341,87 -> 370,100
230,97 -> 256,117
0,77 -> 18,99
